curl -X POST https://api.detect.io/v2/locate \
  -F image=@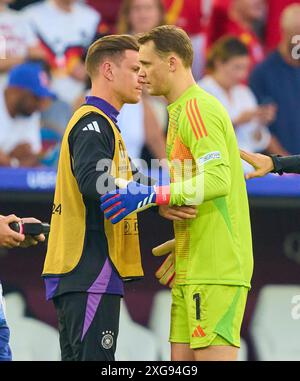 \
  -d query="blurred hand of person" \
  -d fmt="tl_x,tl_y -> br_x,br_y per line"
240,149 -> 274,179
0,150 -> 12,166
0,214 -> 25,248
9,144 -> 39,167
19,217 -> 46,248
9,143 -> 32,161
256,104 -> 277,125
159,205 -> 198,221
233,109 -> 258,126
